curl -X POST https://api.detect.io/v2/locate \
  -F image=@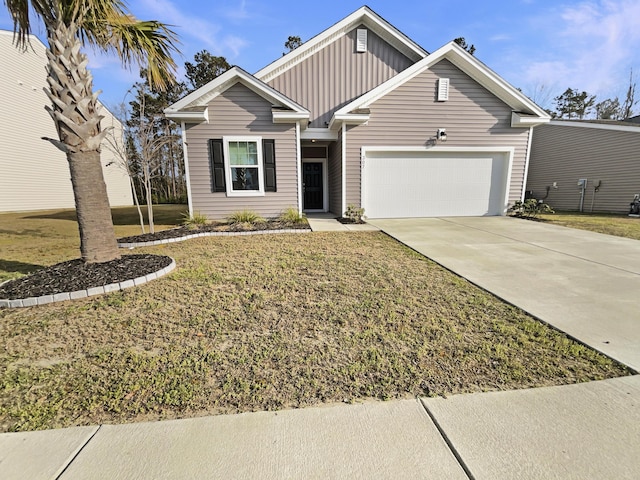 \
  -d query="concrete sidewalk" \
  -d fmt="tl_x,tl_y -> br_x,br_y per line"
2,376 -> 639,479
370,216 -> 640,371
306,213 -> 379,232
